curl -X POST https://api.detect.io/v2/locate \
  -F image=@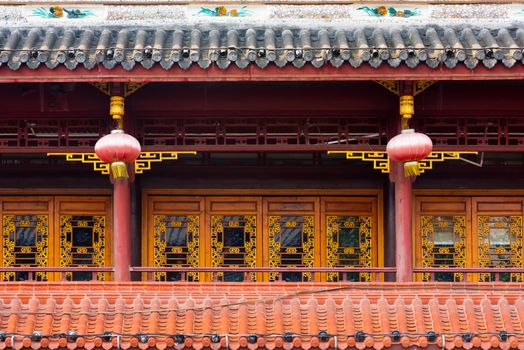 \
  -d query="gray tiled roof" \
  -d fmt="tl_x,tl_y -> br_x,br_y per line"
1,26 -> 524,71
